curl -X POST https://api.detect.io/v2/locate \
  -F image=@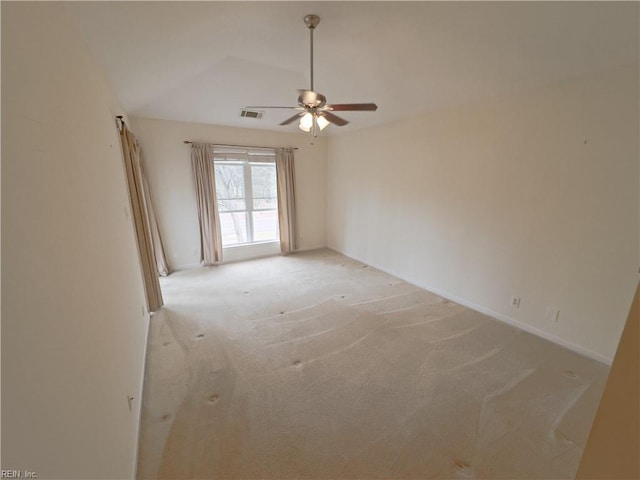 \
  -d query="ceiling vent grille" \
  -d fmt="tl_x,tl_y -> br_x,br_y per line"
240,109 -> 264,119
